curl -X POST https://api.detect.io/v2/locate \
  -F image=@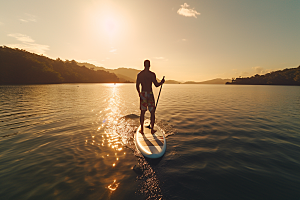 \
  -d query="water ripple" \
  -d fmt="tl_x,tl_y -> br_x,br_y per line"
1,84 -> 300,200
